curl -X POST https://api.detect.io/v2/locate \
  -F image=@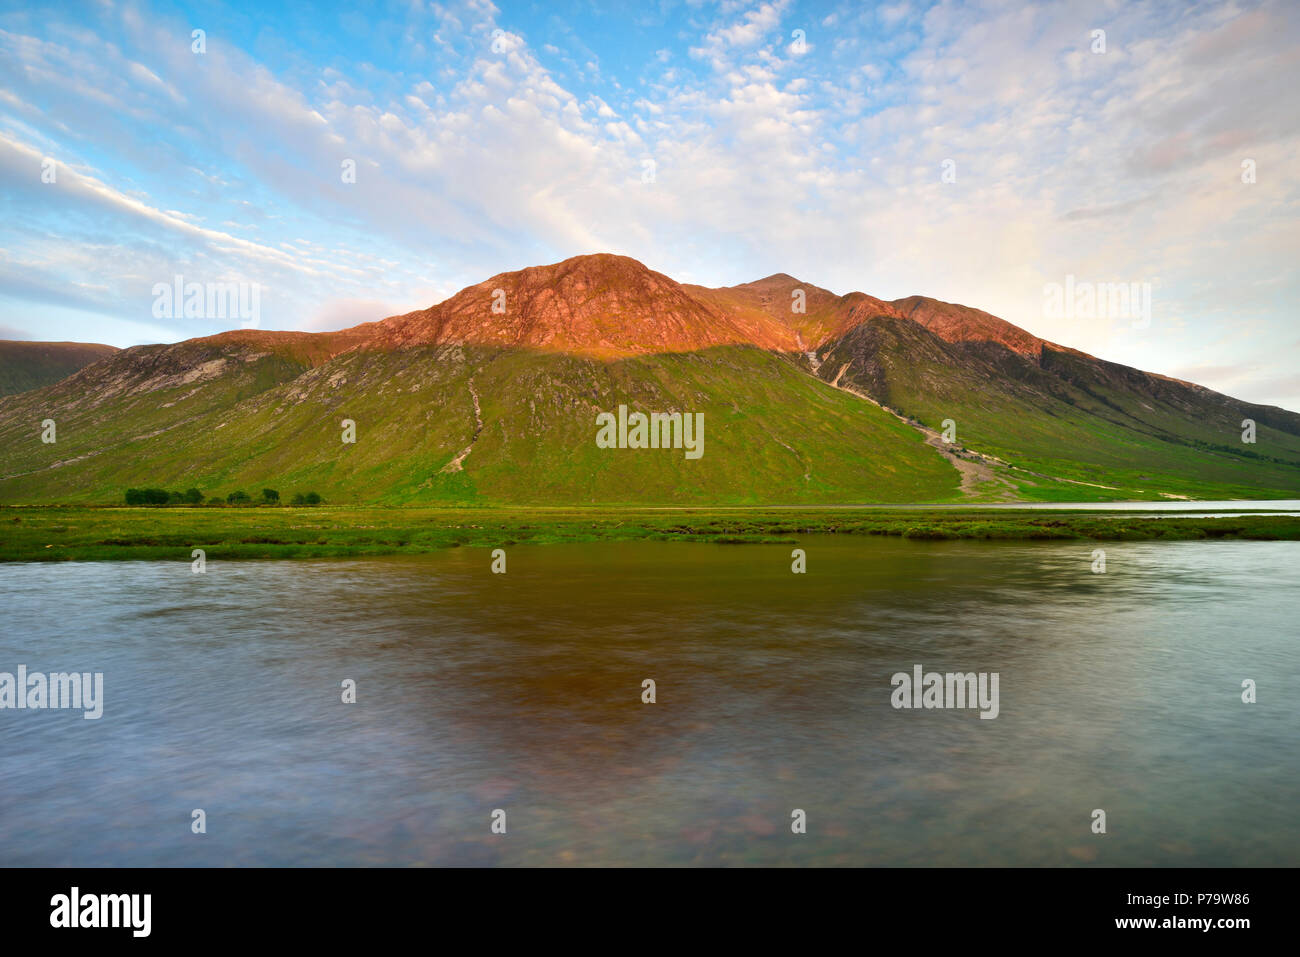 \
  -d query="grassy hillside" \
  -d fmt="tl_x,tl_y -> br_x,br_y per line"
818,317 -> 1300,500
0,343 -> 960,505
0,340 -> 118,396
